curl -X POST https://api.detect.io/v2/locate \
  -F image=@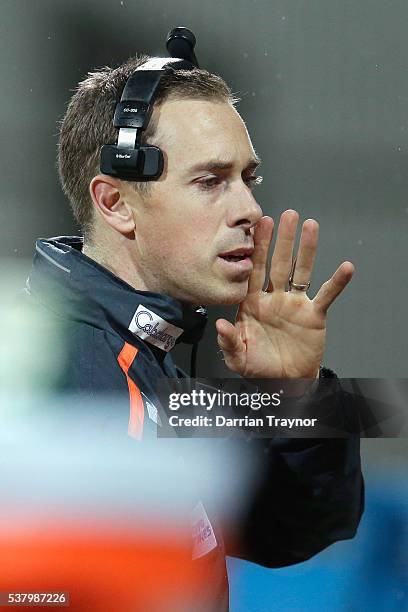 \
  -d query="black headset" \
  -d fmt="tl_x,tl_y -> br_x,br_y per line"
100,27 -> 199,182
